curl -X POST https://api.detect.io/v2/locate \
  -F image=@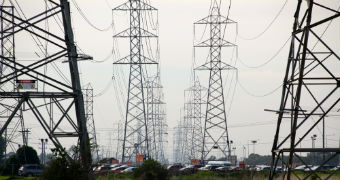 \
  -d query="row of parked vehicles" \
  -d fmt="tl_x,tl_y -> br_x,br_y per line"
93,164 -> 137,173
253,165 -> 340,172
167,161 -> 238,174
